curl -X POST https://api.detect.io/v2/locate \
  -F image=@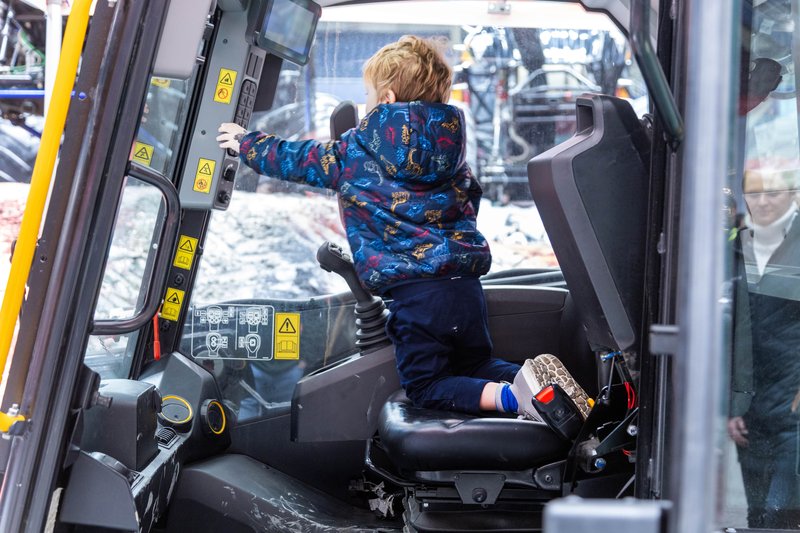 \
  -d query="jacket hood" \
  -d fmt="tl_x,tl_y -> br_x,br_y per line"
354,101 -> 467,184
